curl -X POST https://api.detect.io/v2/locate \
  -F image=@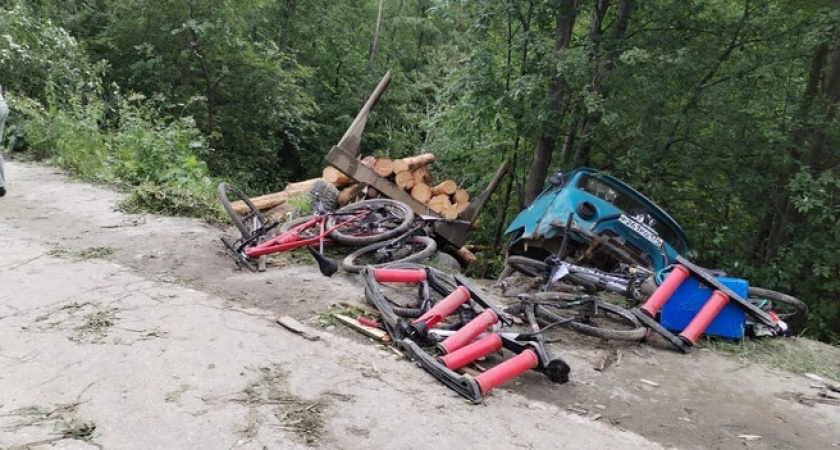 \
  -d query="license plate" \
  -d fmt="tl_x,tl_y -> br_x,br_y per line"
619,214 -> 663,247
